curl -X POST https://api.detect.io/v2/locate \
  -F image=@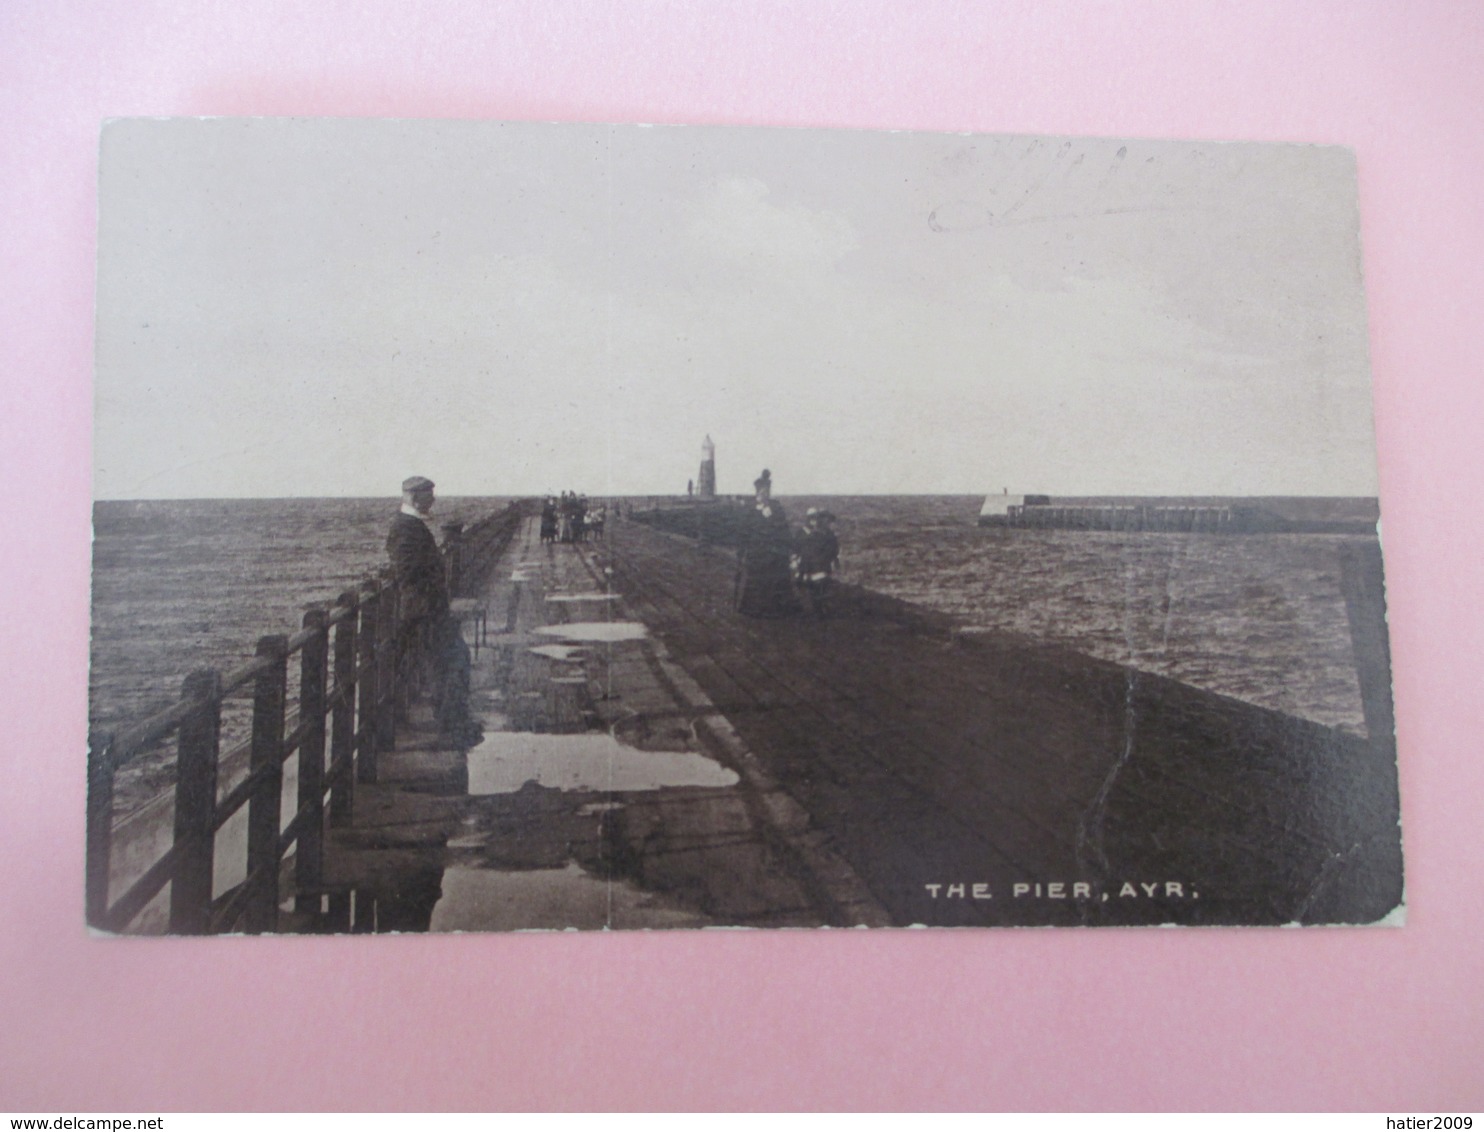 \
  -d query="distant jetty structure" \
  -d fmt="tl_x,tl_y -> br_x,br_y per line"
978,494 -> 1377,534
696,435 -> 717,499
